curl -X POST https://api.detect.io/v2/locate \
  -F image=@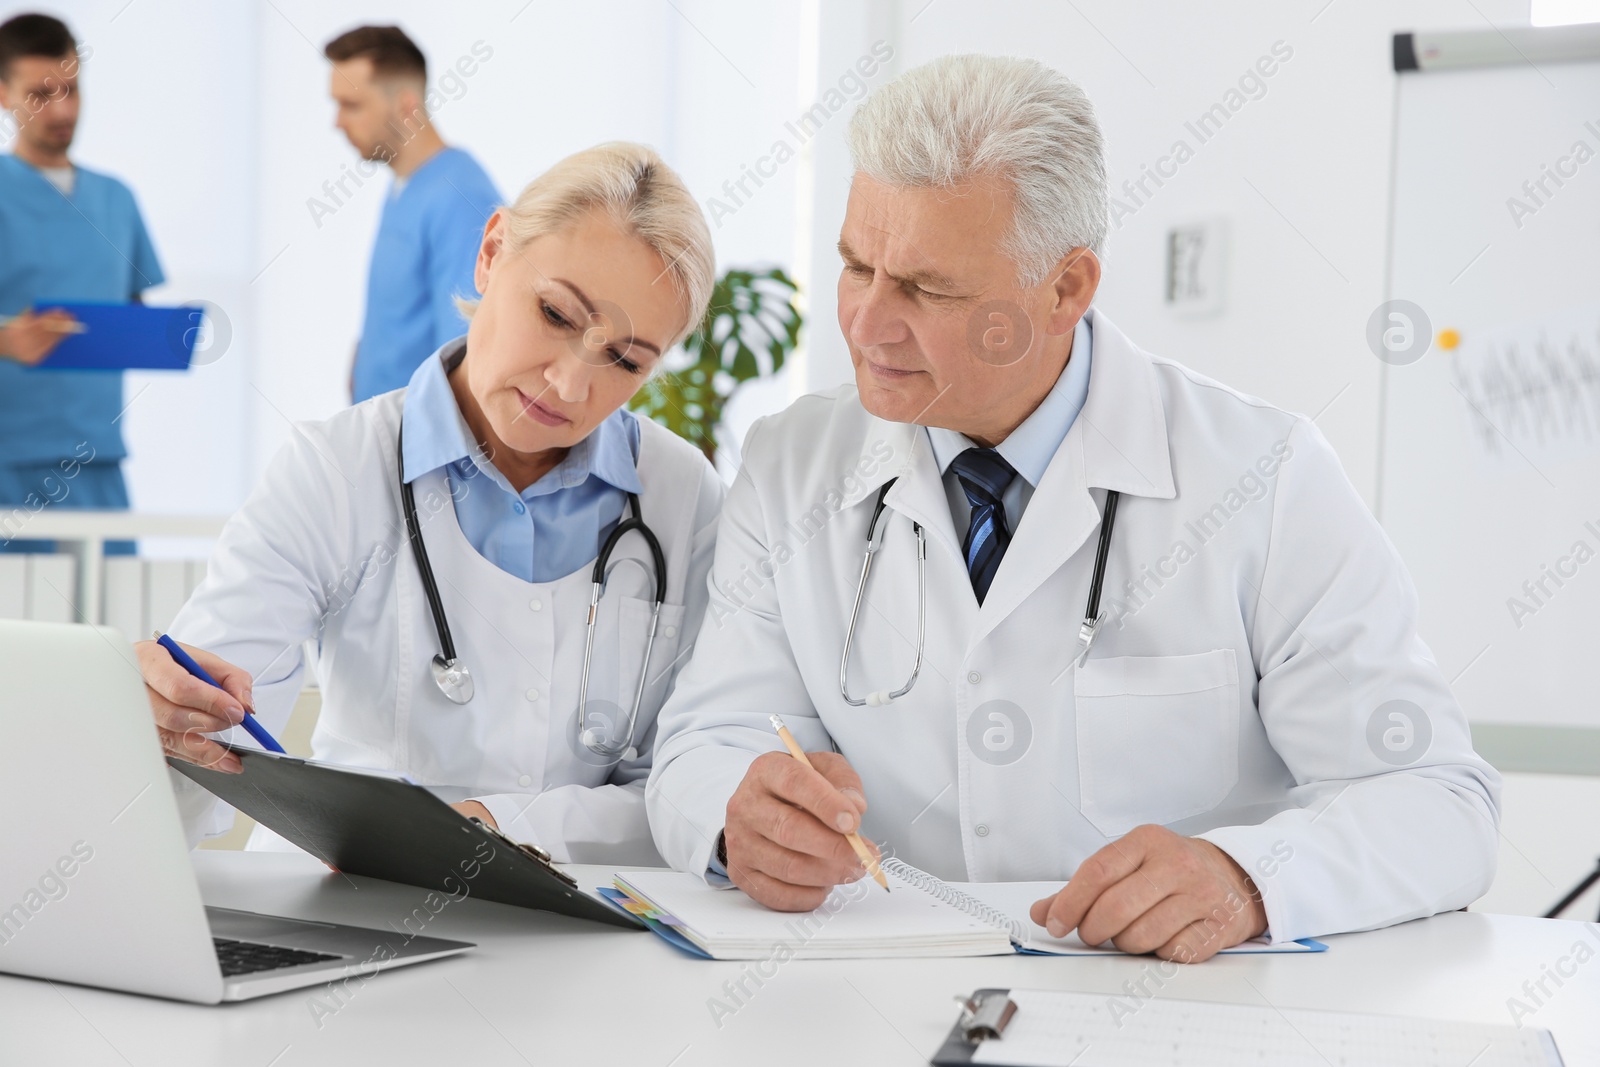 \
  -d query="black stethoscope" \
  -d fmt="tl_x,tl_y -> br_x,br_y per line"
397,423 -> 668,758
838,479 -> 1120,706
